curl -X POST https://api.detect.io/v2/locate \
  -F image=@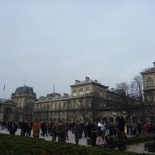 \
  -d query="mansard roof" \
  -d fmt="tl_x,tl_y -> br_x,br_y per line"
35,92 -> 71,103
141,67 -> 155,75
0,99 -> 16,105
14,85 -> 36,95
141,62 -> 155,75
0,98 -> 8,103
70,77 -> 108,89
